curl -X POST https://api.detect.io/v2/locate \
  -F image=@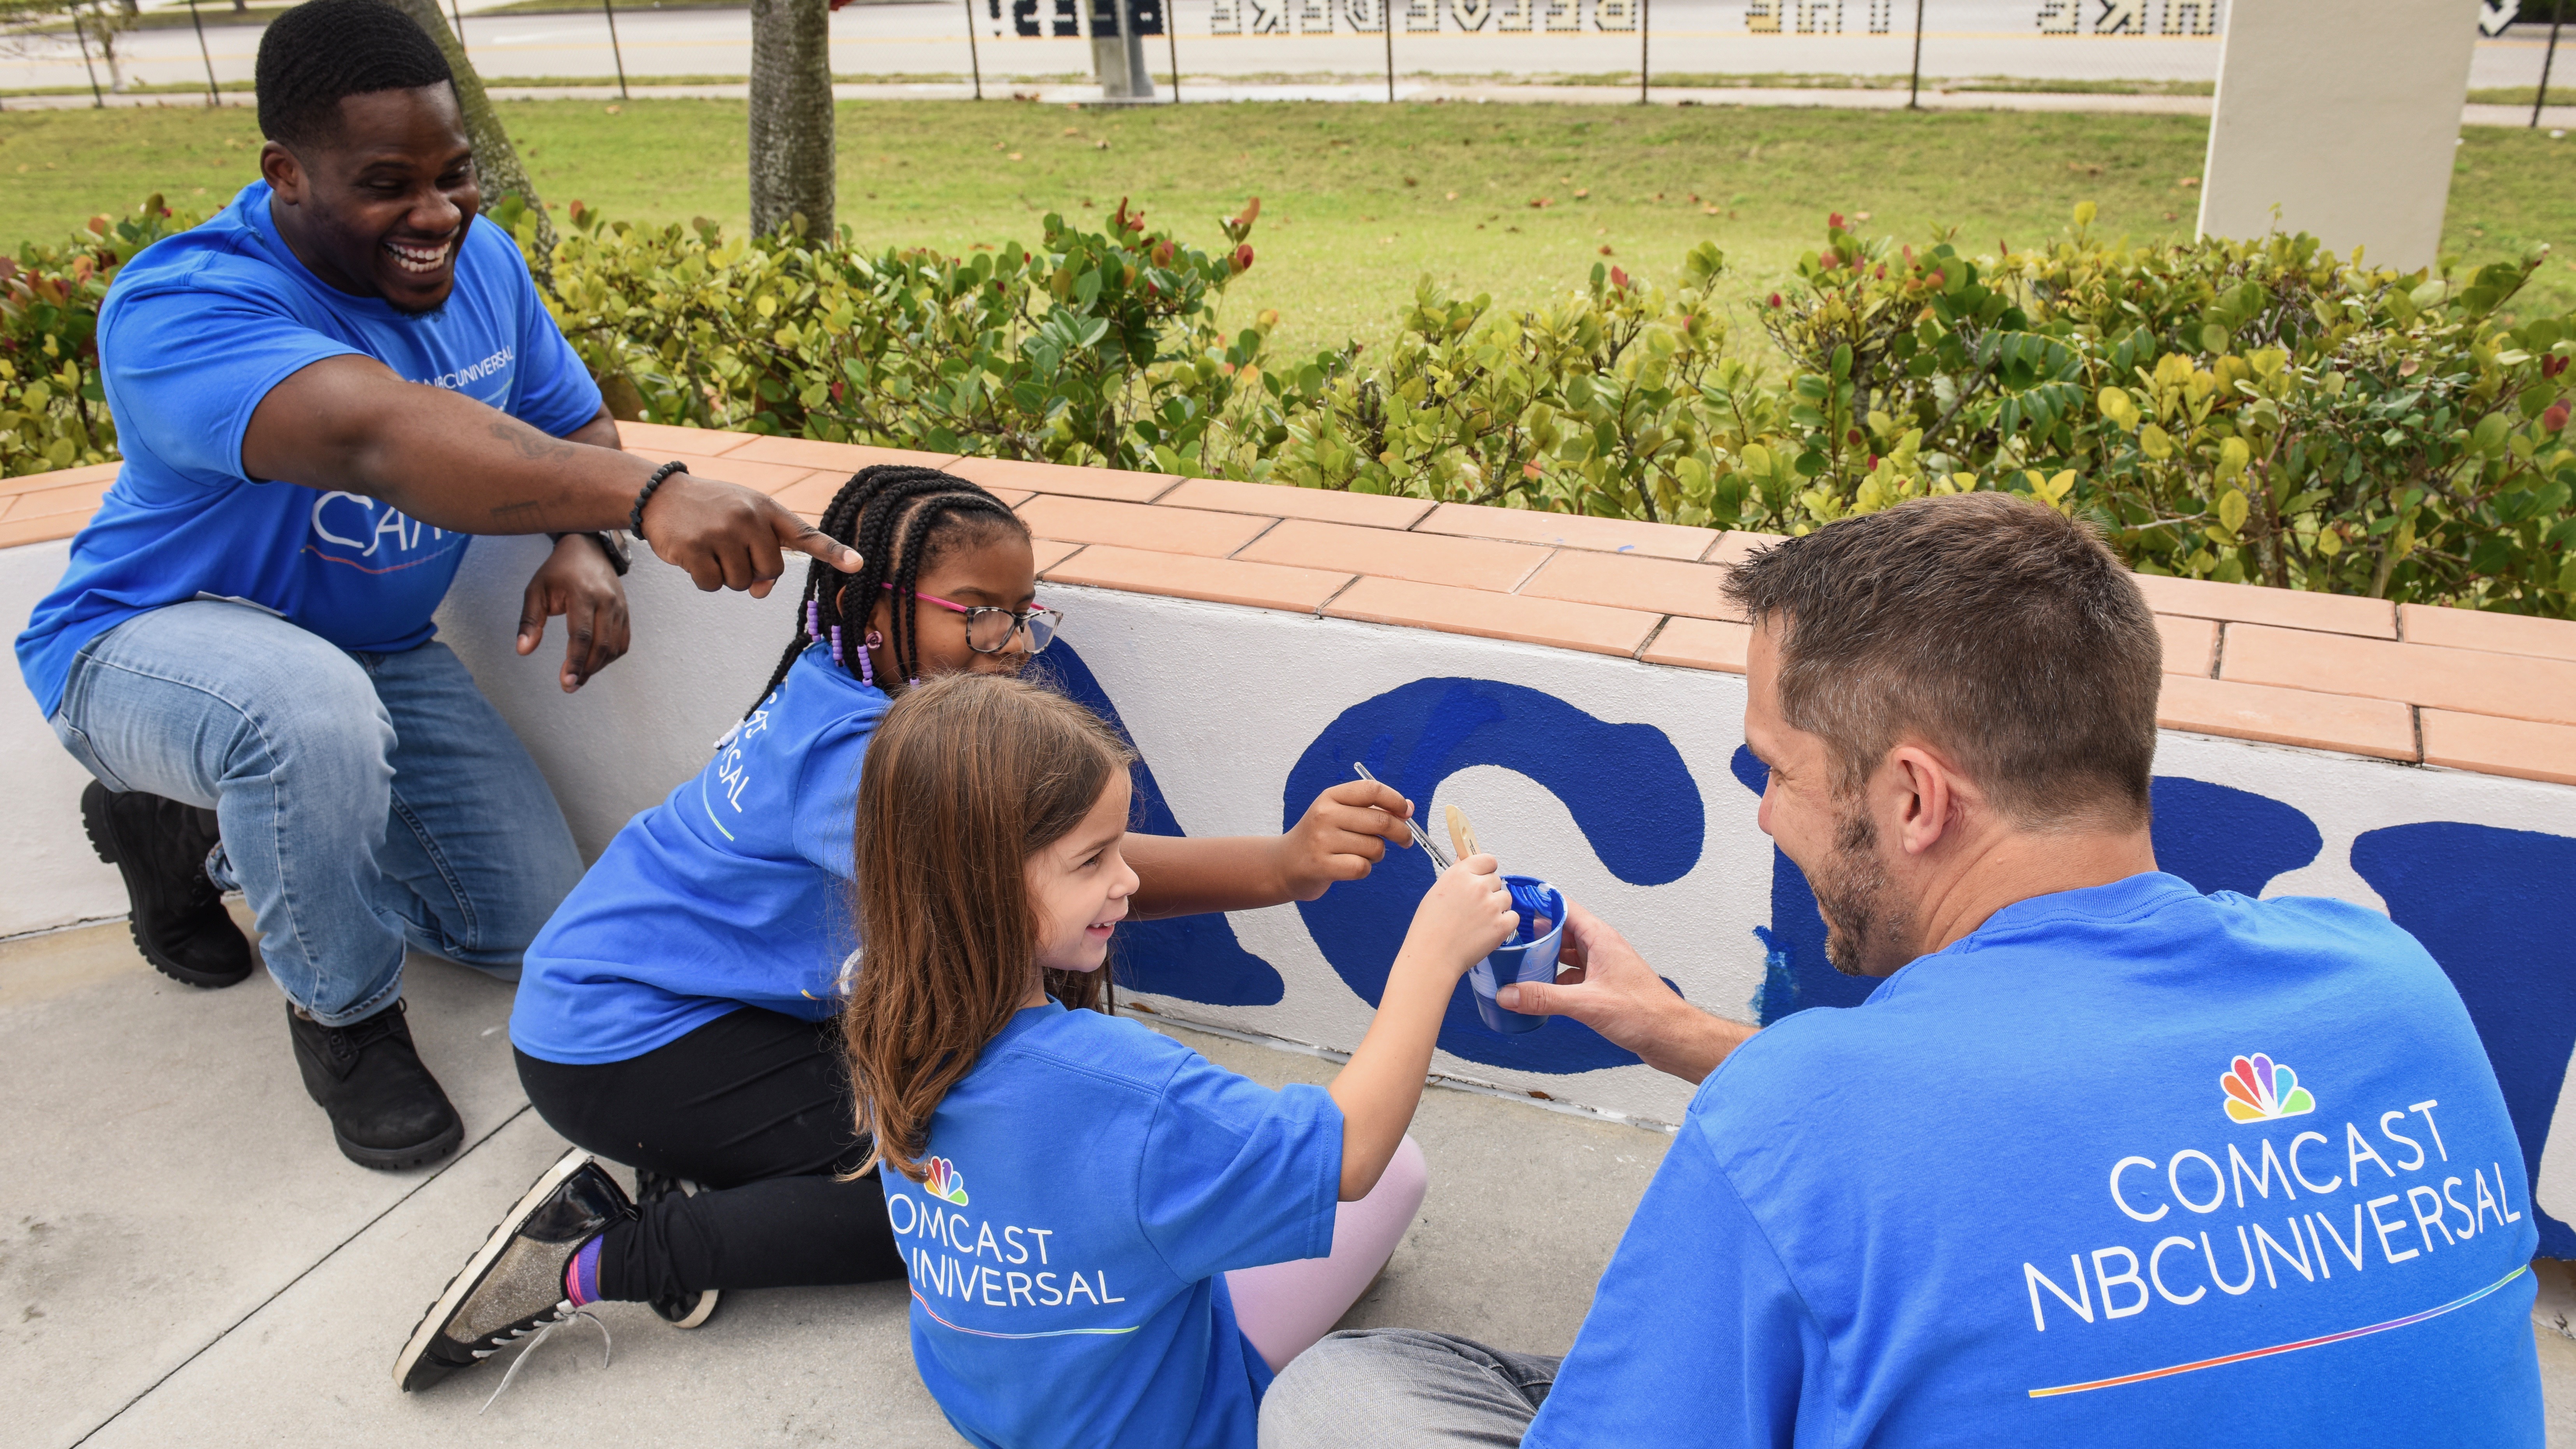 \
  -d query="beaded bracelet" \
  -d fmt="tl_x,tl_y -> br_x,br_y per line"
628,460 -> 690,541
